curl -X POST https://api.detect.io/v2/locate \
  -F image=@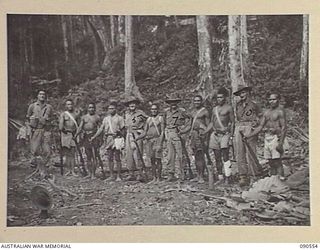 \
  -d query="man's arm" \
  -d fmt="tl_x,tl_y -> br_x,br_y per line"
178,110 -> 192,134
91,120 -> 105,141
247,112 -> 267,138
58,113 -> 65,132
159,116 -> 165,143
278,108 -> 287,146
26,104 -> 33,121
135,122 -> 148,141
74,116 -> 84,138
